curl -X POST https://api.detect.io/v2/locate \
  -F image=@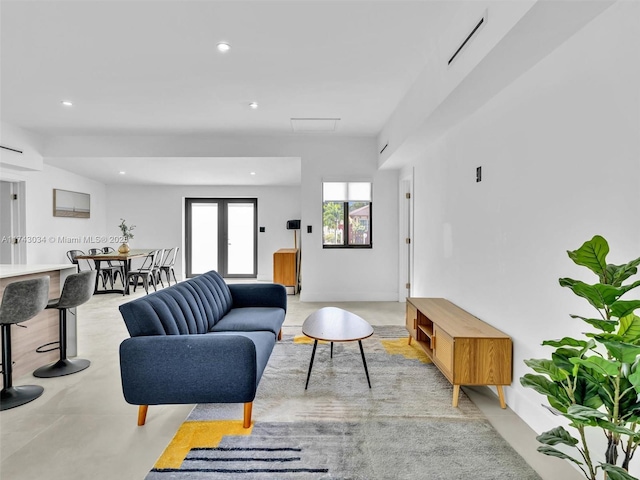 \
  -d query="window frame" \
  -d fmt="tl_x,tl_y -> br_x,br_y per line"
322,182 -> 372,249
